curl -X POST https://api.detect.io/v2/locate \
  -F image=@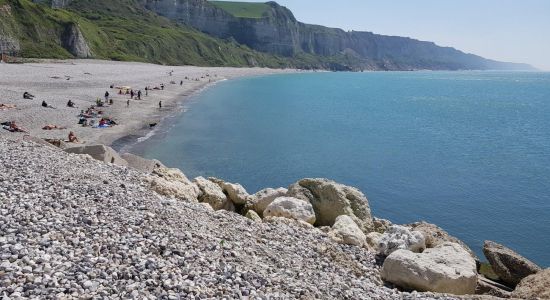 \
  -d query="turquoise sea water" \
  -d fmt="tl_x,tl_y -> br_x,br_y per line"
134,71 -> 550,266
